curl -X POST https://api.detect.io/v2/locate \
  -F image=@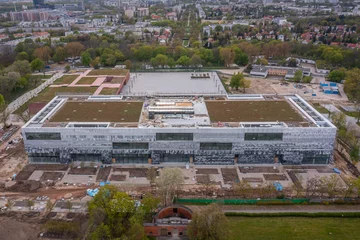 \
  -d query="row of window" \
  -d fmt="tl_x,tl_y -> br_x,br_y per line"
25,132 -> 284,142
